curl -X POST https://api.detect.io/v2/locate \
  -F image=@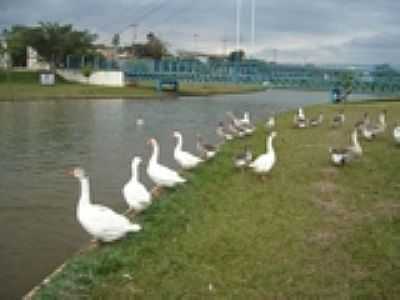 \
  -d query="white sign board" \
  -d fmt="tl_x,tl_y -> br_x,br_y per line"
40,73 -> 55,85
